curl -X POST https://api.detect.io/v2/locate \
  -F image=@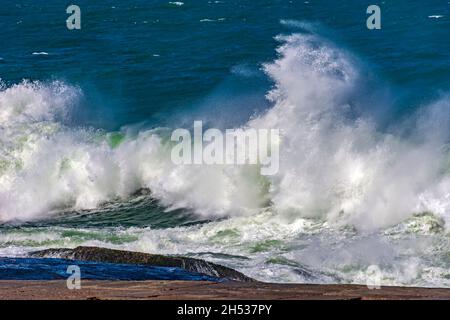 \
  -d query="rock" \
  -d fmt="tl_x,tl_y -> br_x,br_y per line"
30,246 -> 255,282
2,280 -> 450,300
